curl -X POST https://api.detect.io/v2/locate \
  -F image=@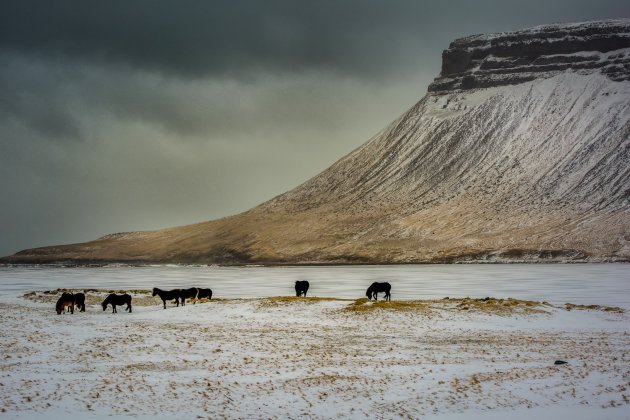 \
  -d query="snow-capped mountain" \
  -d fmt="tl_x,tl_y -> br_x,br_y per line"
4,19 -> 630,264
